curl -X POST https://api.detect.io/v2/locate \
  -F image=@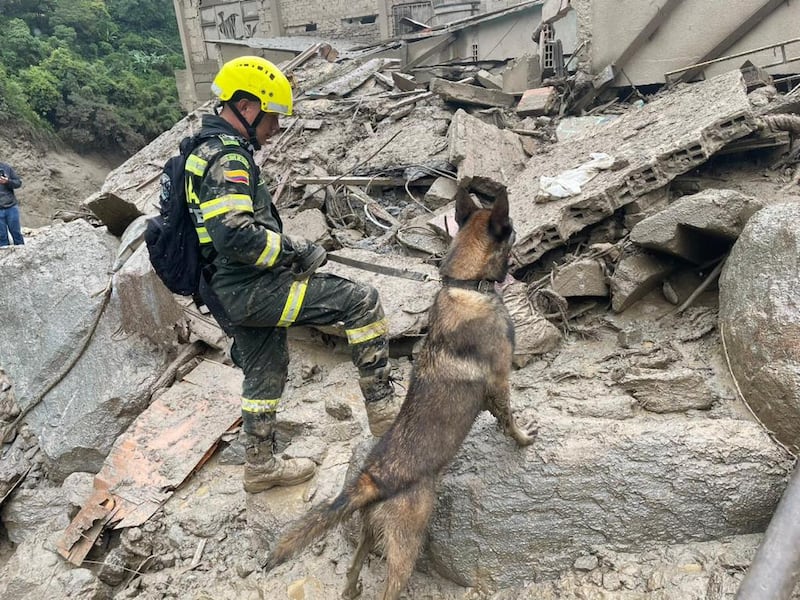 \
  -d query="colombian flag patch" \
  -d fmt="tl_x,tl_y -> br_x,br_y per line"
224,169 -> 250,185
